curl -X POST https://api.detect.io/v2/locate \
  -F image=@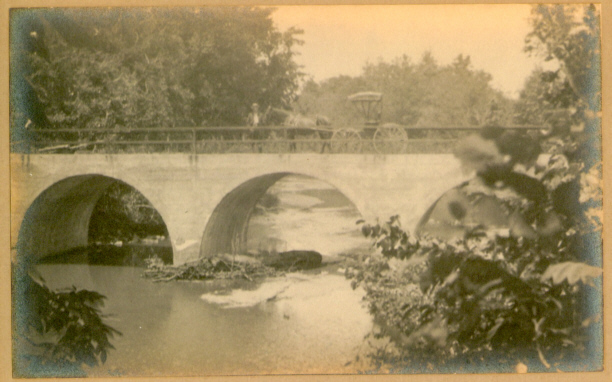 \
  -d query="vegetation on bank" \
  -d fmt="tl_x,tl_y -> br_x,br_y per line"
346,129 -> 602,370
346,208 -> 601,371
12,266 -> 121,377
344,4 -> 602,372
